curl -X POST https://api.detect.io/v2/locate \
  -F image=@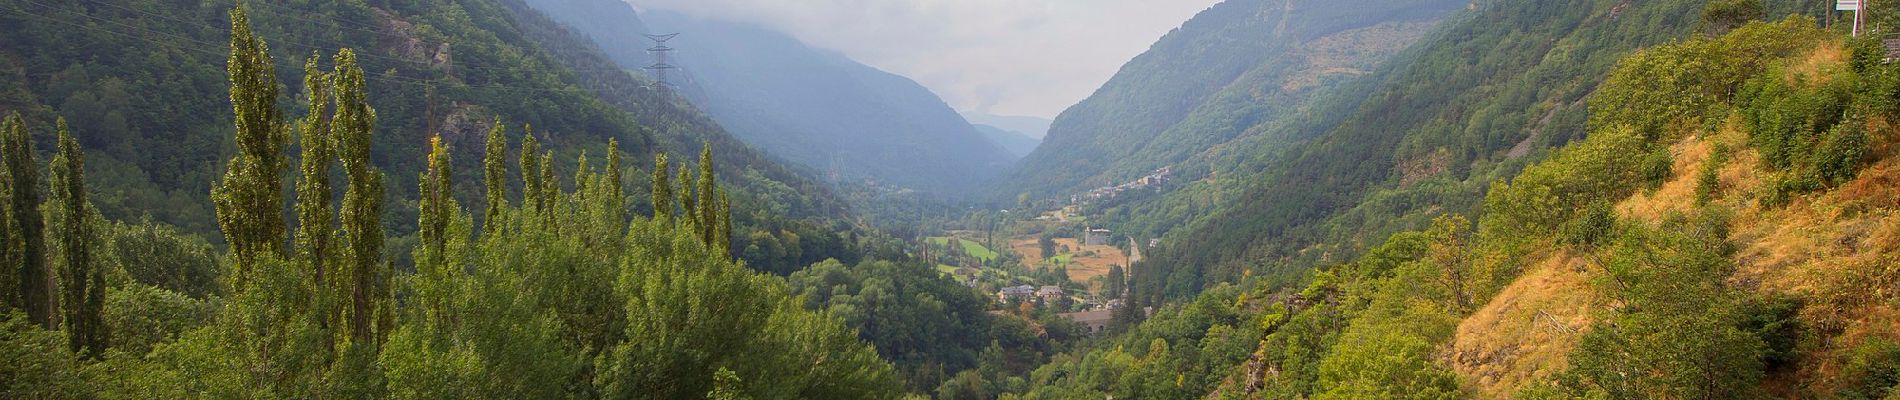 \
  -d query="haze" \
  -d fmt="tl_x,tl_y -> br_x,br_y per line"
626,0 -> 1222,119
